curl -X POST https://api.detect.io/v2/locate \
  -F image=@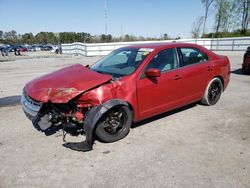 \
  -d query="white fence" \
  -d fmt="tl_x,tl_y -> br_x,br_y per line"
61,37 -> 250,56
